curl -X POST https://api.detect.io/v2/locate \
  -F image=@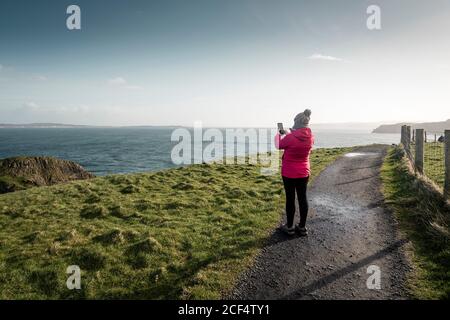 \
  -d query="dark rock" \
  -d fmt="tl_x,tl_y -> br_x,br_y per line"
0,156 -> 94,194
